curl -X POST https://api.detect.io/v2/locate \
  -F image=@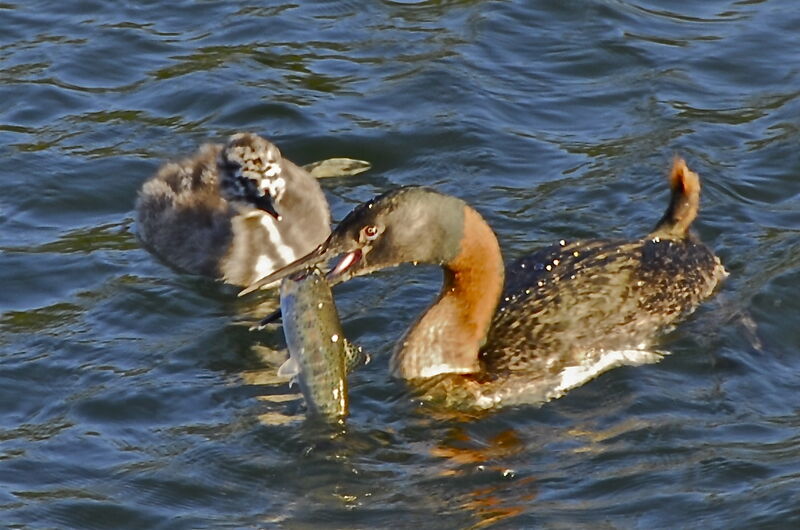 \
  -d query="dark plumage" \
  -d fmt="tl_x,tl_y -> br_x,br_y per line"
485,237 -> 723,373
